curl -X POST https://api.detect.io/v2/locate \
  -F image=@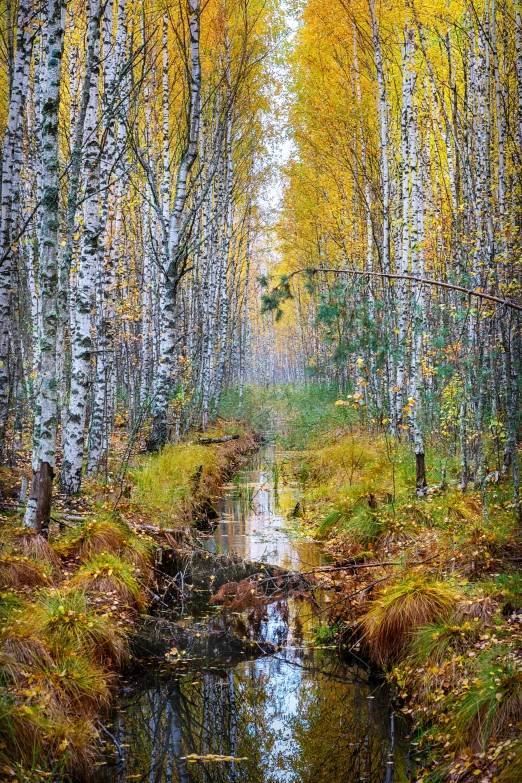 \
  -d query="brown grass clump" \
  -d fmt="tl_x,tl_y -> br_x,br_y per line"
0,554 -> 51,589
49,715 -> 102,778
0,700 -> 102,779
1,526 -> 61,568
57,517 -> 128,560
360,576 -> 457,665
1,630 -> 53,677
70,552 -> 145,611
